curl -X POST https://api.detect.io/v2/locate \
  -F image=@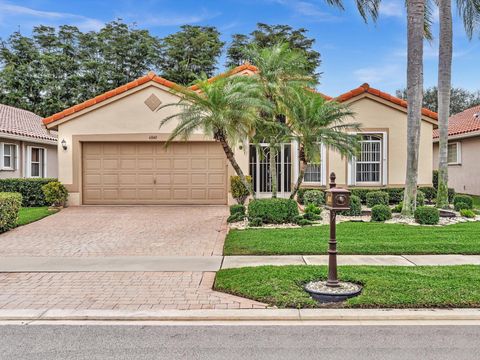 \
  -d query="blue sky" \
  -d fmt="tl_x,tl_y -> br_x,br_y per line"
0,0 -> 478,96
